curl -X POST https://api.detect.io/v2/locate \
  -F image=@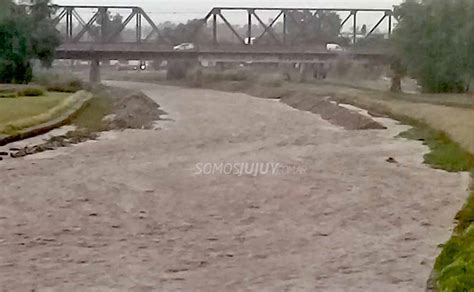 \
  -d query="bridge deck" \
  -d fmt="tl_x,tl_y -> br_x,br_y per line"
56,43 -> 388,63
